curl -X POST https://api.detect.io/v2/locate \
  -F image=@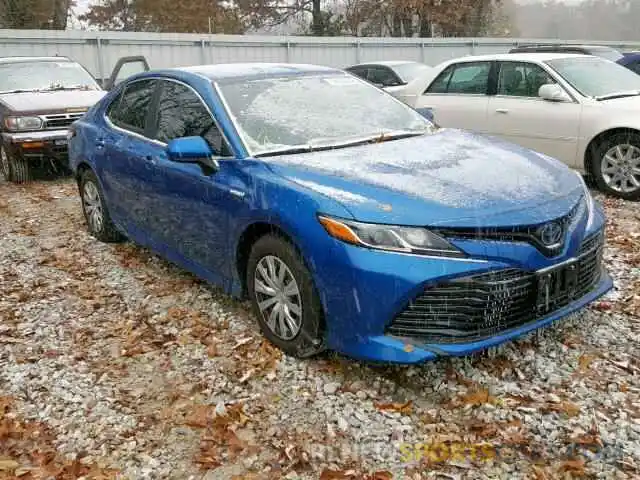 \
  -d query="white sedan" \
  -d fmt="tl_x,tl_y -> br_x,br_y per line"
410,52 -> 640,200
